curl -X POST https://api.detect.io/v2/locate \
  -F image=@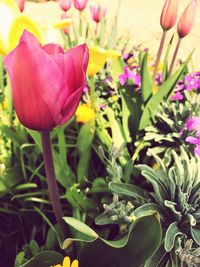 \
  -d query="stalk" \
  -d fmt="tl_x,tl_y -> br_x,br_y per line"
167,37 -> 181,79
41,131 -> 66,236
153,30 -> 167,81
